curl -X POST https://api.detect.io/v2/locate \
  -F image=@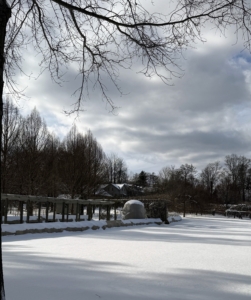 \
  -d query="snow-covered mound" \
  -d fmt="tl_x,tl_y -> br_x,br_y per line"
122,200 -> 146,220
